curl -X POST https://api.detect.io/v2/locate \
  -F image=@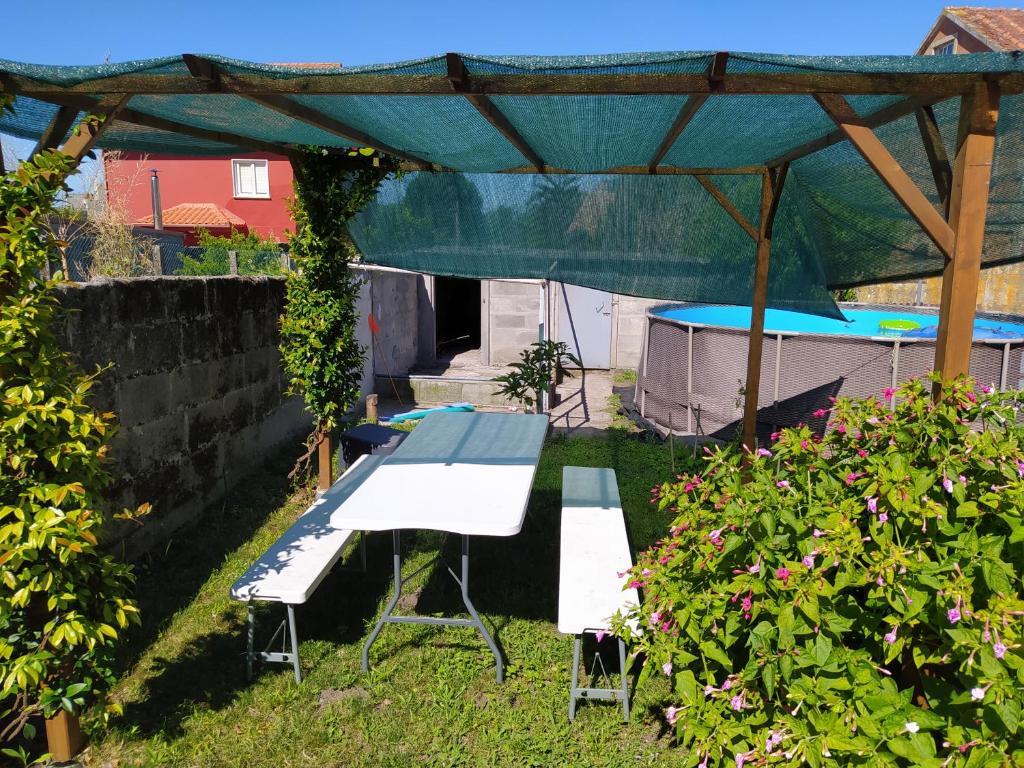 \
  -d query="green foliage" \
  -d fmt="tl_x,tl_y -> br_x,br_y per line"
279,149 -> 392,441
0,139 -> 147,747
176,228 -> 283,276
493,340 -> 580,413
617,375 -> 1024,767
